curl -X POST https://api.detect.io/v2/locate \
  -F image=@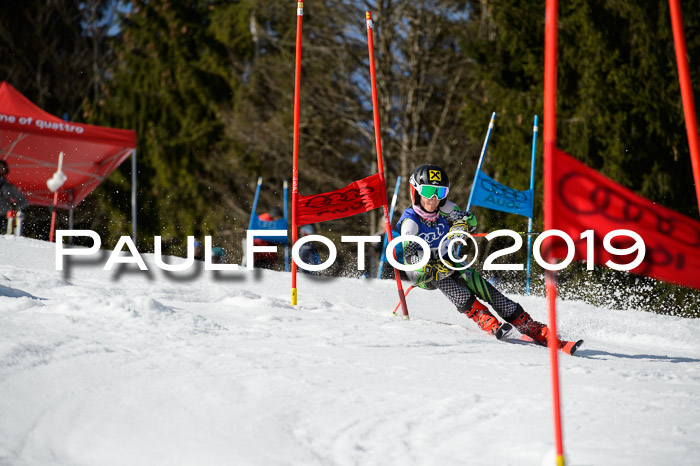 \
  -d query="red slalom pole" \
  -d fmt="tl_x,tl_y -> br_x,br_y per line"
366,11 -> 409,319
49,192 -> 59,242
393,285 -> 415,315
669,0 -> 700,214
544,0 -> 565,464
291,1 -> 303,306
